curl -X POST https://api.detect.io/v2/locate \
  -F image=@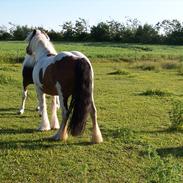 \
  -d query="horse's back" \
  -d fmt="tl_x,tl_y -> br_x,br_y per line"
54,51 -> 78,62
